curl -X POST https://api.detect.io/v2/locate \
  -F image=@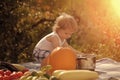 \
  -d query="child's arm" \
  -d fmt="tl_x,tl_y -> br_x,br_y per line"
62,41 -> 82,55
